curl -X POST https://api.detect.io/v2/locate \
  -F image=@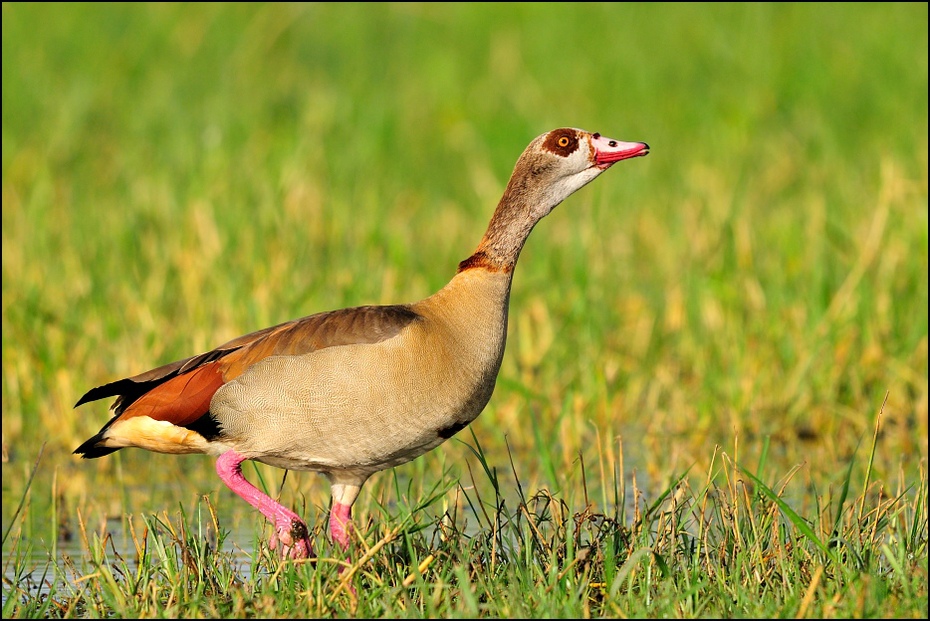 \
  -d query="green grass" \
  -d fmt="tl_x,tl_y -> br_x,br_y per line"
2,2 -> 927,618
